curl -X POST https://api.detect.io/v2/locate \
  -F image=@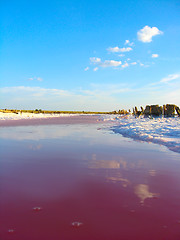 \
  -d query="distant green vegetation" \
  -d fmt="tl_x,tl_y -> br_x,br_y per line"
0,108 -> 129,115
